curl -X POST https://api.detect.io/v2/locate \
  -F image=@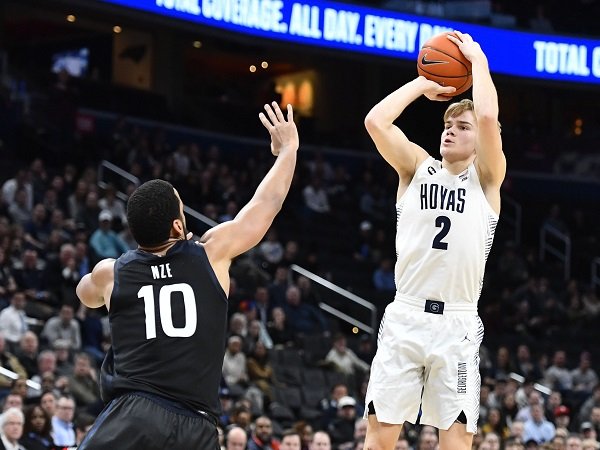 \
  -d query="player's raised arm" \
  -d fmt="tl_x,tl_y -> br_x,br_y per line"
76,258 -> 115,309
364,77 -> 455,183
201,102 -> 299,263
449,32 -> 506,190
